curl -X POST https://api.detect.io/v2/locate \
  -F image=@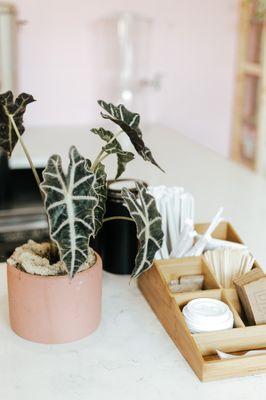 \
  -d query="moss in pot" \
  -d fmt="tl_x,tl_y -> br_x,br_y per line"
0,92 -> 164,344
